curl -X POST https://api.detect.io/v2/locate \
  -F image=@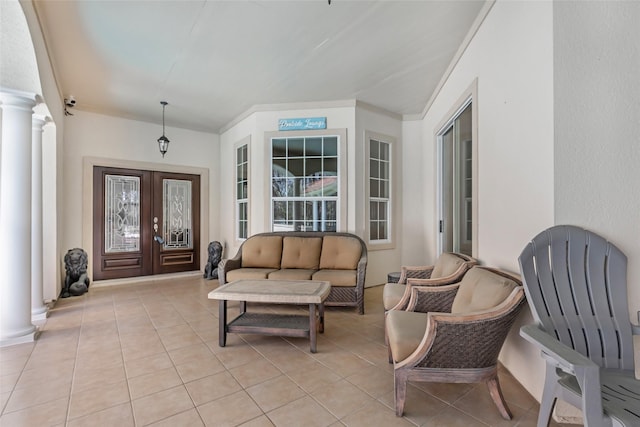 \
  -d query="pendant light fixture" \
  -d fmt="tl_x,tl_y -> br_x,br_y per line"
157,101 -> 170,157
